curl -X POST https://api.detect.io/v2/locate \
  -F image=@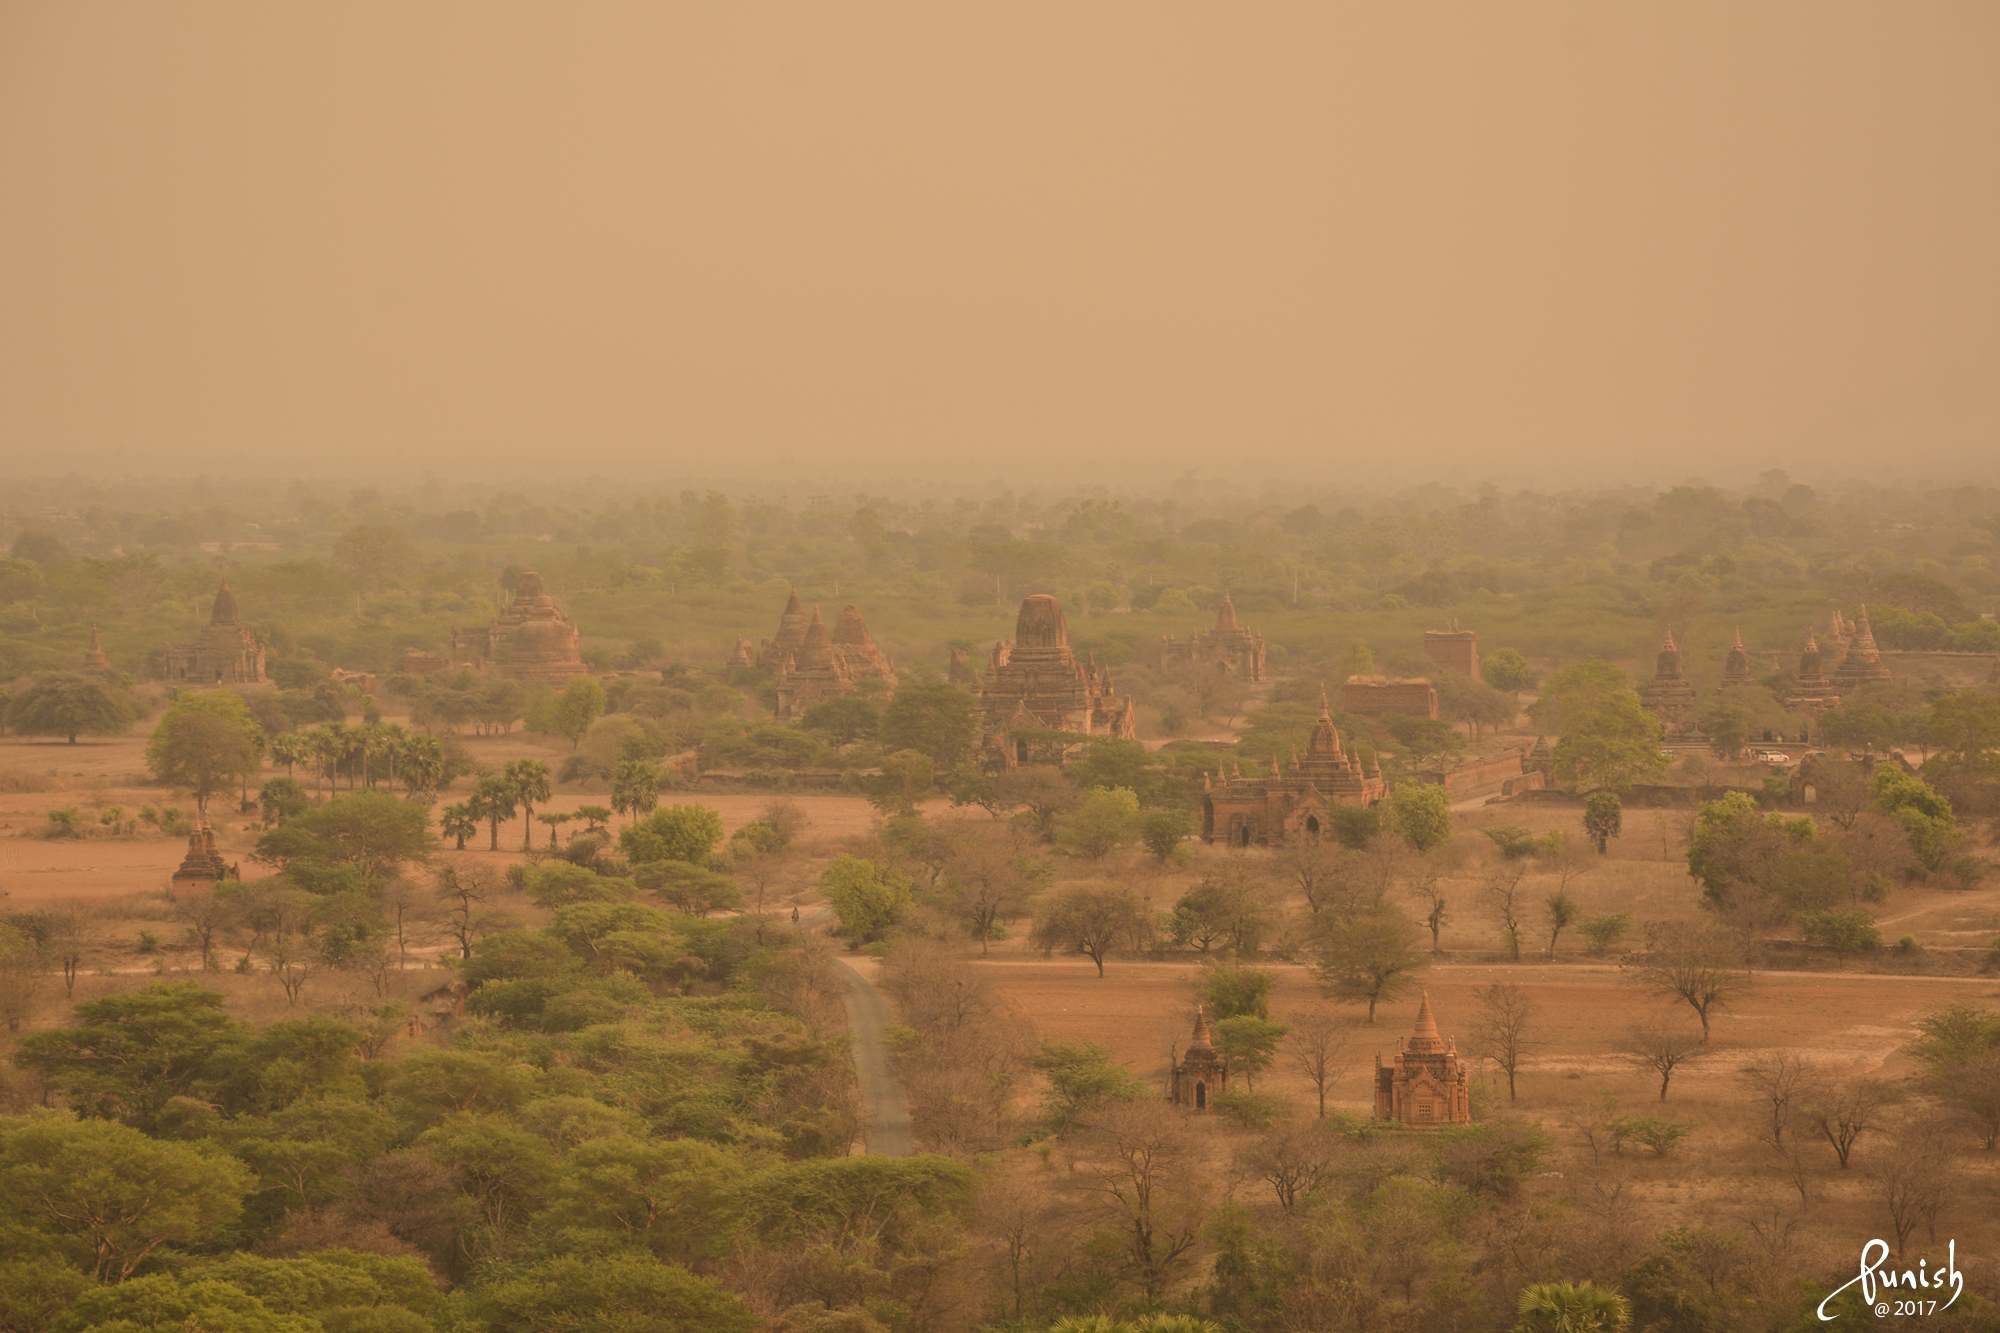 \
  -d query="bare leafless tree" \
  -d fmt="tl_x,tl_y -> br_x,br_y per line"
1737,1049 -> 1818,1152
433,859 -> 499,960
1236,1120 -> 1341,1212
167,885 -> 242,972
1471,982 -> 1537,1101
1483,863 -> 1530,961
1288,1010 -> 1352,1118
264,932 -> 316,1005
1879,1120 -> 1953,1255
1623,919 -> 1753,1041
1065,1100 -> 1211,1300
1802,1078 -> 1900,1169
1622,1015 -> 1706,1100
